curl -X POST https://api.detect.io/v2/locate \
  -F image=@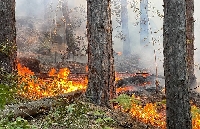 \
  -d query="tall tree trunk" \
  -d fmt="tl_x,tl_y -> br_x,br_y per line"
163,0 -> 192,128
186,0 -> 196,88
86,0 -> 115,107
121,0 -> 131,55
0,0 -> 16,82
140,0 -> 149,45
62,1 -> 77,58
